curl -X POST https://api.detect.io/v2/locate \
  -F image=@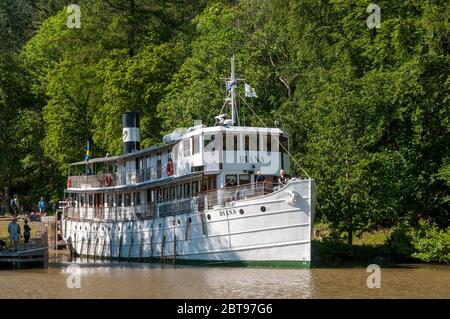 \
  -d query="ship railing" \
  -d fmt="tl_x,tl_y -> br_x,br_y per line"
64,203 -> 156,221
200,181 -> 273,209
67,164 -> 177,189
153,181 -> 274,212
